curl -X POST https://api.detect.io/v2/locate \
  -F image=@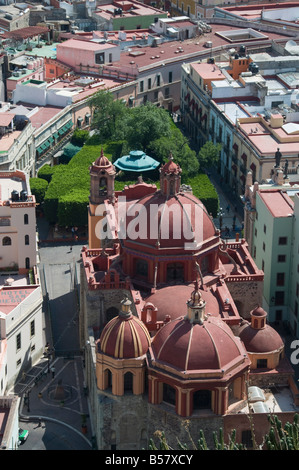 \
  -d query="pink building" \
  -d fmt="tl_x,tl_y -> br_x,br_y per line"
56,39 -> 121,74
